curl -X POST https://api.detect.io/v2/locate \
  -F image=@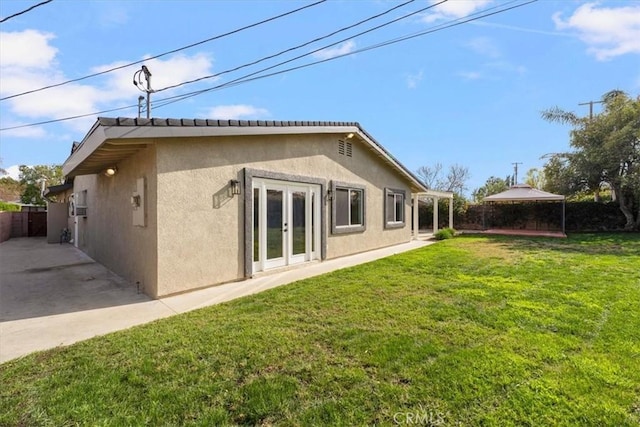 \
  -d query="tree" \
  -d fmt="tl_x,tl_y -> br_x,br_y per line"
524,168 -> 546,189
0,177 -> 24,202
416,163 -> 470,195
472,176 -> 509,203
542,90 -> 640,230
18,165 -> 64,206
